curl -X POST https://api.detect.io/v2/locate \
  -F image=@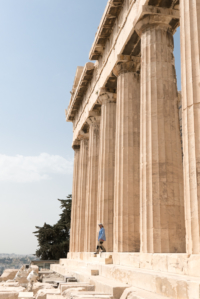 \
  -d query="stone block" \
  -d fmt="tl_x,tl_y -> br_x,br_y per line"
32,283 -> 54,295
167,254 -> 188,275
64,277 -> 75,283
62,291 -> 112,299
0,269 -> 18,282
90,275 -> 128,299
18,292 -> 33,299
66,278 -> 77,282
187,255 -> 200,277
105,258 -> 113,265
60,283 -> 94,293
139,254 -> 153,270
36,289 -> 60,299
152,255 -> 168,272
91,270 -> 99,276
0,282 -> 20,287
0,292 -> 19,299
119,253 -> 140,268
39,271 -> 54,276
0,287 -> 25,299
0,287 -> 25,293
